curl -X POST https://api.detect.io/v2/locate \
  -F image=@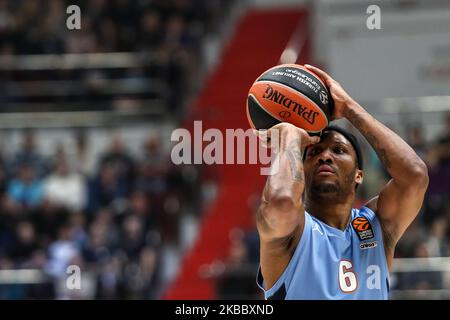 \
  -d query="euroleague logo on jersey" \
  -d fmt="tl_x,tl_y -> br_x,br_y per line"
352,217 -> 374,241
353,217 -> 370,232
